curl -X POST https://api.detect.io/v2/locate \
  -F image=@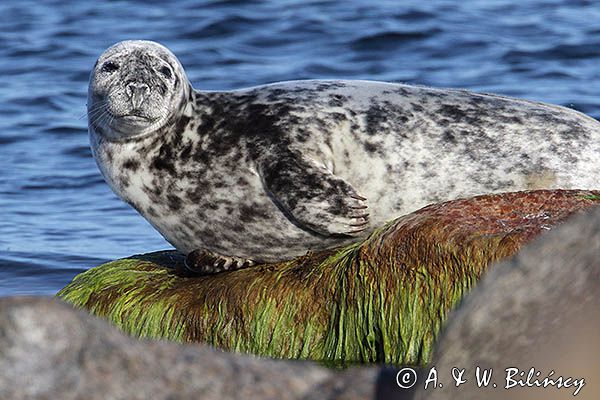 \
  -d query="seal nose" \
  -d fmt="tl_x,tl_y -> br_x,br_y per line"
126,82 -> 150,109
